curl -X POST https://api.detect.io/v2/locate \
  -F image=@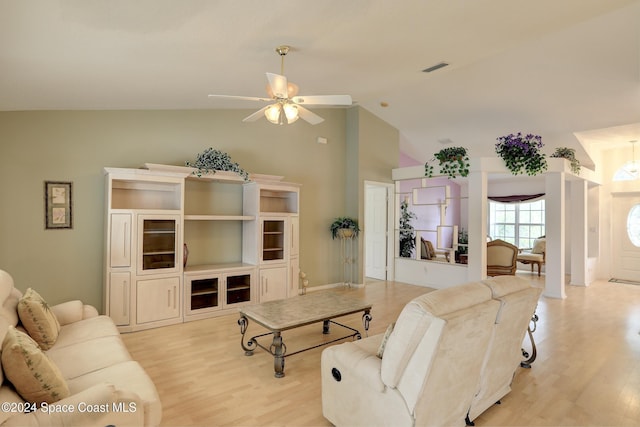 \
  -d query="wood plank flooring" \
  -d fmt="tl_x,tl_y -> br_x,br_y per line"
121,275 -> 640,426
